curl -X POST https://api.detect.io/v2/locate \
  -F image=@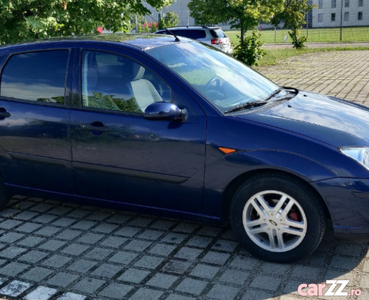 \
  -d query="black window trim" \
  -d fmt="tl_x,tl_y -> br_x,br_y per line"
0,48 -> 71,107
